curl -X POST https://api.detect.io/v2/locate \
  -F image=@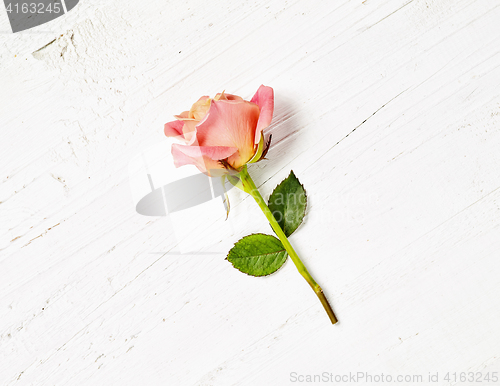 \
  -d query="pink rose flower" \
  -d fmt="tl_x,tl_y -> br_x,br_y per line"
164,85 -> 274,176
